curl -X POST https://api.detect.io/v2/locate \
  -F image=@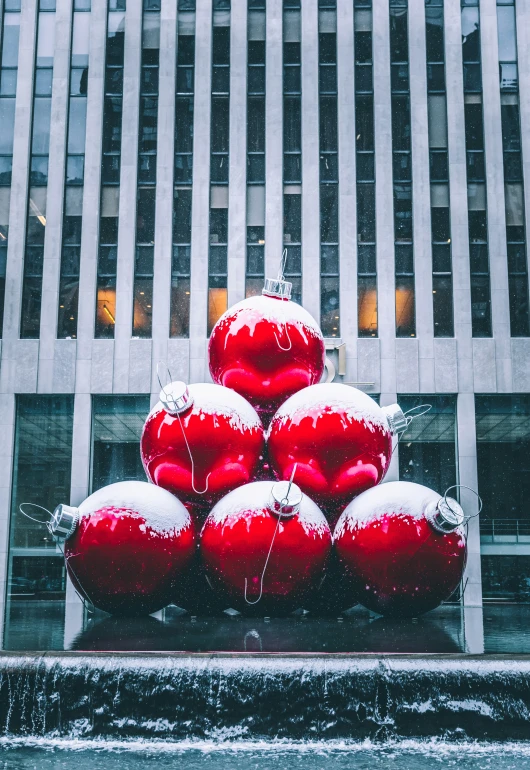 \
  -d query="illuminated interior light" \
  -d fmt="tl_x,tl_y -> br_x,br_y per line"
103,304 -> 115,323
